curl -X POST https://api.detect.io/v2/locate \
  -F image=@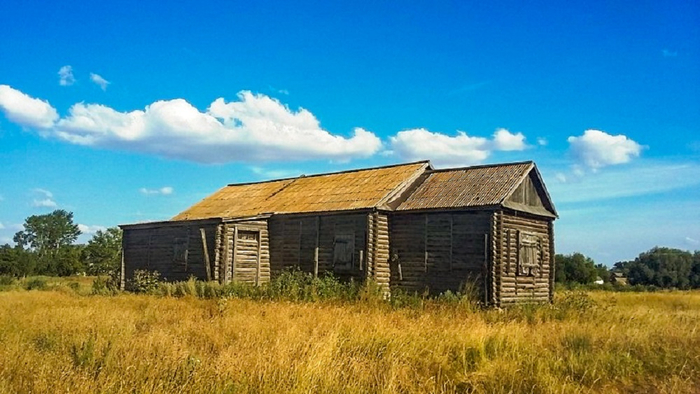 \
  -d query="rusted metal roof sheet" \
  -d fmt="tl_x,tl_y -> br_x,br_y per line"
173,161 -> 430,220
397,161 -> 535,211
